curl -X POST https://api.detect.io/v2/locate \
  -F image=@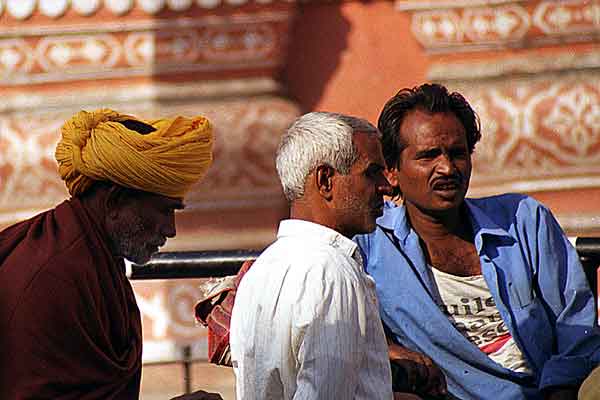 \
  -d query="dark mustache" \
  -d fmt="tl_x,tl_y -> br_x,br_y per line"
431,175 -> 462,188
